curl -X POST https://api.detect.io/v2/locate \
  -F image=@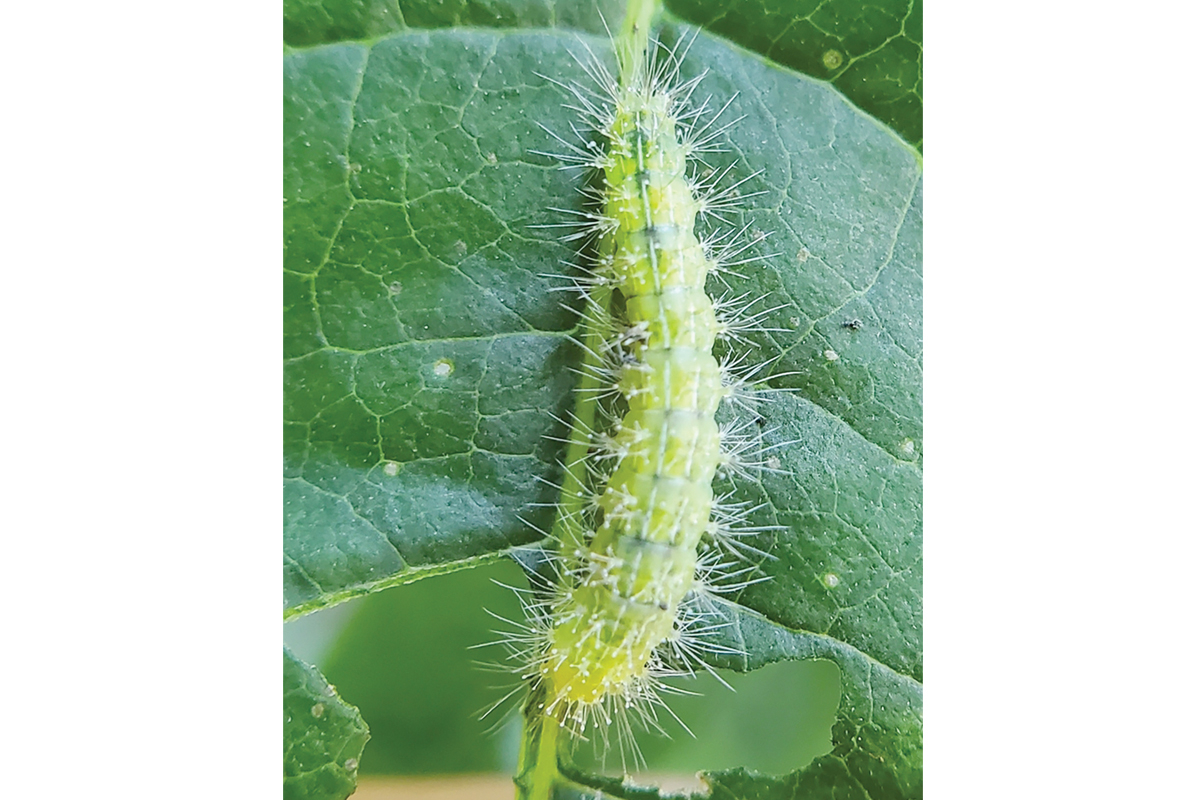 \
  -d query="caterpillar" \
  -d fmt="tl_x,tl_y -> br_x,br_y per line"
497,13 -> 789,791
